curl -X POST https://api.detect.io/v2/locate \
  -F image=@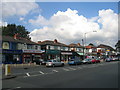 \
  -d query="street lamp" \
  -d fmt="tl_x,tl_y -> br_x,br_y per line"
84,30 -> 97,57
84,30 -> 97,47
